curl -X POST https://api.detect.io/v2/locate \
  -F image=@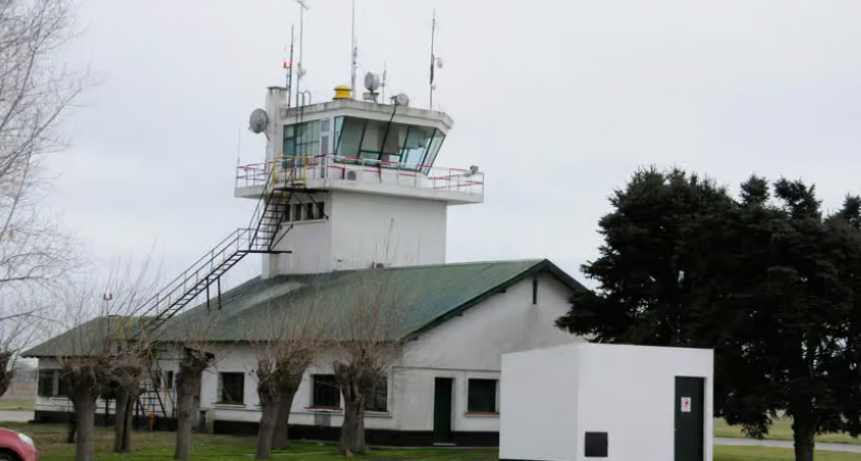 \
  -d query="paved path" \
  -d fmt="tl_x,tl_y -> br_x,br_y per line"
0,410 -> 33,423
716,437 -> 861,453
